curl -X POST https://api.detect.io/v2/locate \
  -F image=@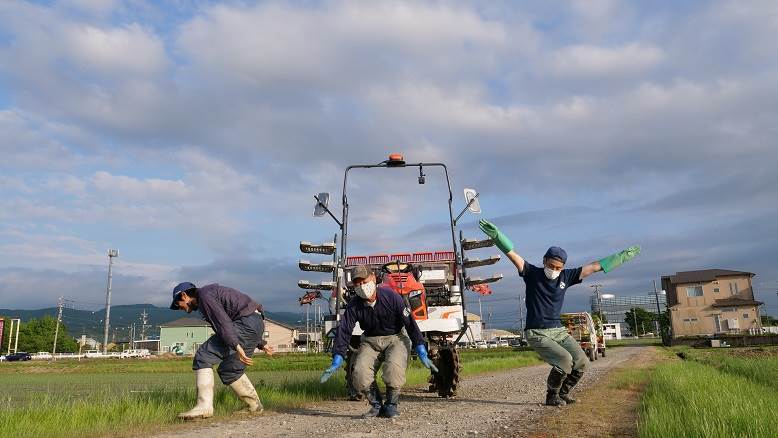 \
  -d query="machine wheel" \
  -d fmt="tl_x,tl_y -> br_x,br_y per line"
427,347 -> 440,393
601,348 -> 606,358
588,348 -> 596,361
434,347 -> 461,398
345,336 -> 362,401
